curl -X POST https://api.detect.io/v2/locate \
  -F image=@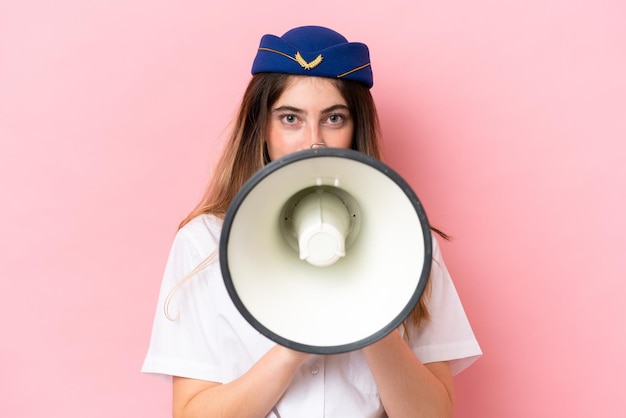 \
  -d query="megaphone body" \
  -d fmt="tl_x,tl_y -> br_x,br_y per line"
220,148 -> 432,354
